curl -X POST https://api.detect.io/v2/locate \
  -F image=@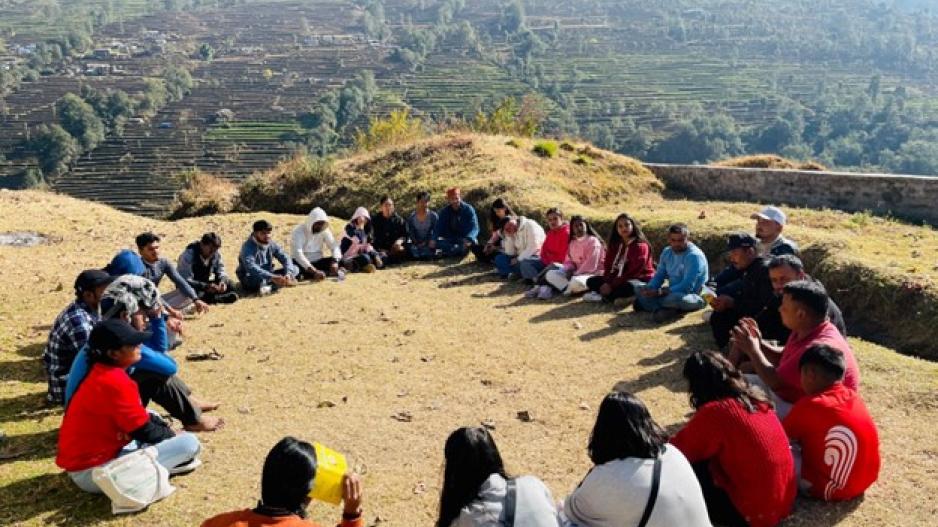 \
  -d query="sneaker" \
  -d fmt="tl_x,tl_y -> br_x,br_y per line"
362,264 -> 377,273
537,285 -> 554,299
259,285 -> 273,296
169,457 -> 202,476
583,292 -> 603,302
506,272 -> 519,281
652,308 -> 681,324
701,310 -> 712,323
214,292 -> 239,304
525,286 -> 540,299
562,287 -> 574,297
